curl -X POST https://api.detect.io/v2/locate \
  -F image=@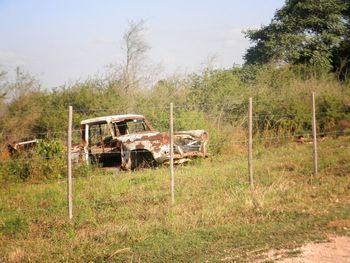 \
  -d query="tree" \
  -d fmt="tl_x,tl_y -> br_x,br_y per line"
0,67 -> 42,142
121,20 -> 150,93
0,70 -> 8,119
244,0 -> 349,76
332,0 -> 350,79
0,70 -> 7,98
